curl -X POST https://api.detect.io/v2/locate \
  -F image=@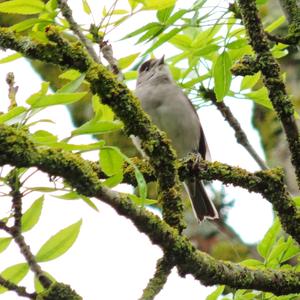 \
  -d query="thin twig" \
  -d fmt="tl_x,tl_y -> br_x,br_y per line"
0,276 -> 36,299
100,41 -> 123,81
7,169 -> 52,290
6,72 -> 18,110
200,87 -> 268,170
57,0 -> 100,63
